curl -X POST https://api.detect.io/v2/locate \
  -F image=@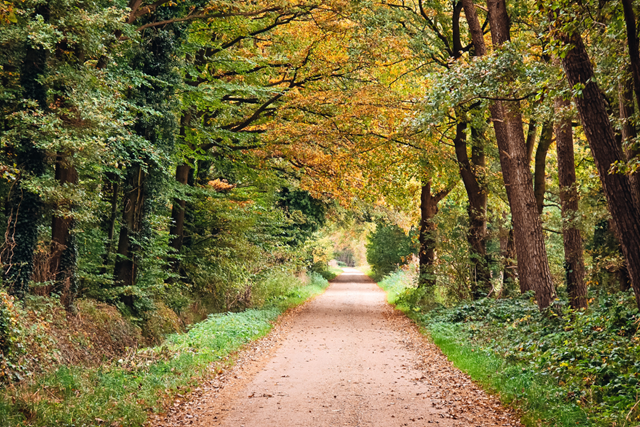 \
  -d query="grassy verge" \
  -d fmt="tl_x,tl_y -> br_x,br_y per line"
428,323 -> 590,426
376,270 -> 639,427
315,266 -> 343,281
0,273 -> 330,427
